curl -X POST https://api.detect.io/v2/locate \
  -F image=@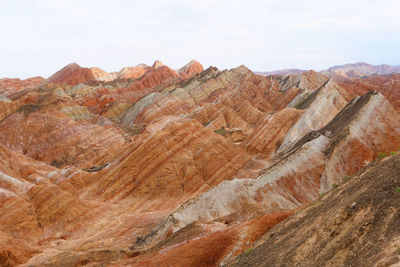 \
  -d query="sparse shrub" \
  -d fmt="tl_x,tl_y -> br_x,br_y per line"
396,187 -> 400,193
50,159 -> 65,168
214,127 -> 242,137
378,152 -> 387,159
395,246 -> 400,255
343,176 -> 351,182
82,163 -> 109,172
332,183 -> 338,188
124,124 -> 146,135
214,127 -> 228,137
391,151 -> 397,156
245,248 -> 254,256
17,104 -> 43,117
